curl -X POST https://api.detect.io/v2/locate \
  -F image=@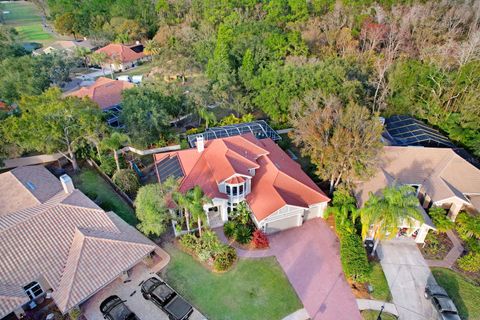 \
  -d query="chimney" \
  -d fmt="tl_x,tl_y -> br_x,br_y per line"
196,136 -> 204,153
60,174 -> 75,194
136,40 -> 140,45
